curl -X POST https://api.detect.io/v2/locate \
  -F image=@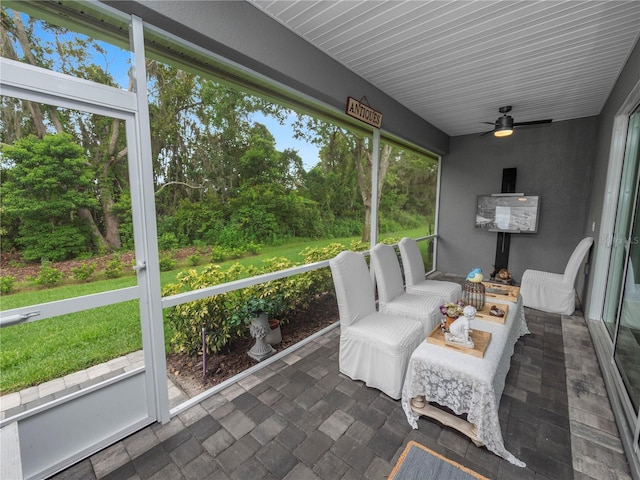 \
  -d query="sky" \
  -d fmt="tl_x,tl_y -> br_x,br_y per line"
250,112 -> 321,171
